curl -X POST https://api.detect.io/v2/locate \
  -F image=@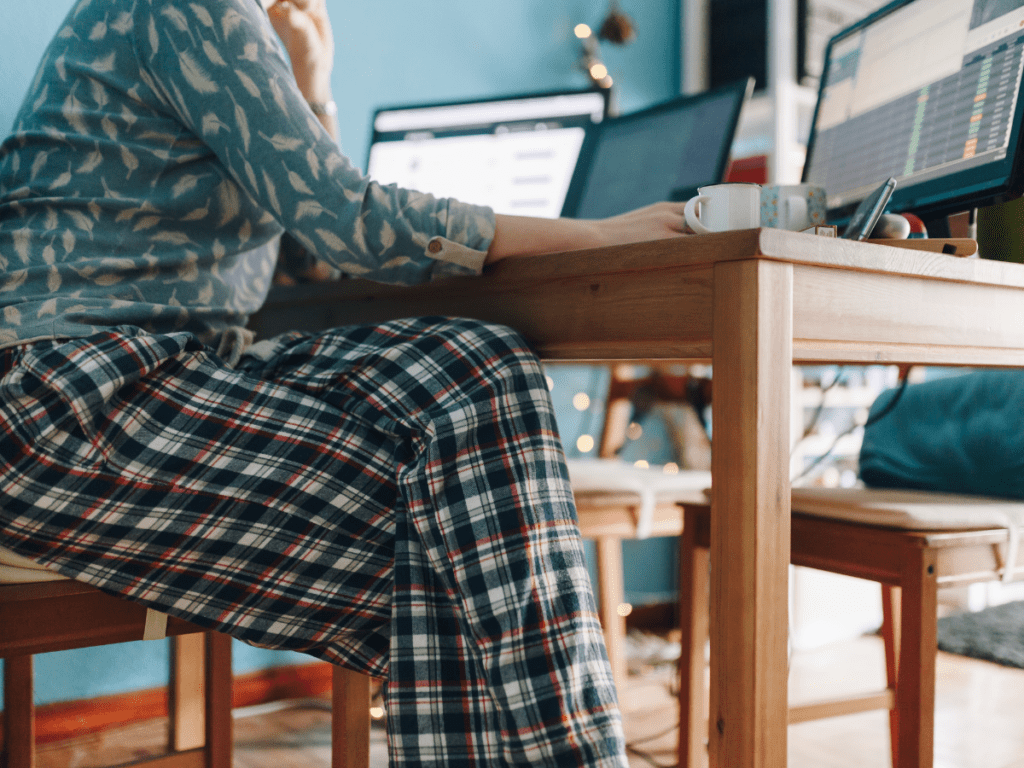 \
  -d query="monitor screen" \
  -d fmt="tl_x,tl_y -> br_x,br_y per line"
561,79 -> 753,220
366,89 -> 608,220
803,0 -> 1024,223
